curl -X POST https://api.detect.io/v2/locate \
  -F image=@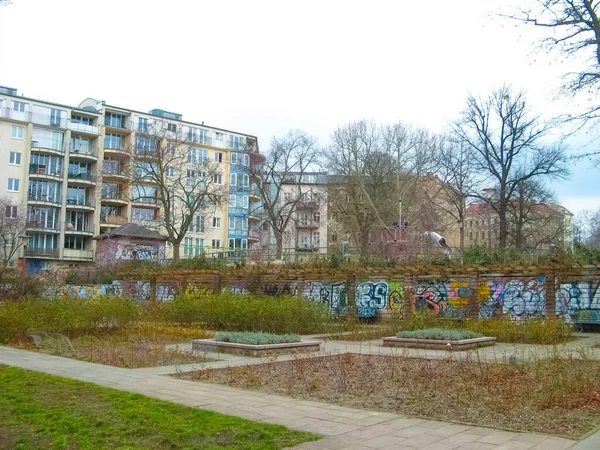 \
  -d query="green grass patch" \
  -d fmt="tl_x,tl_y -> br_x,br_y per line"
0,365 -> 318,450
396,328 -> 483,340
215,332 -> 301,345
